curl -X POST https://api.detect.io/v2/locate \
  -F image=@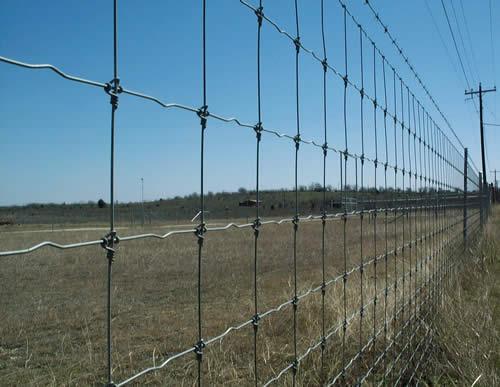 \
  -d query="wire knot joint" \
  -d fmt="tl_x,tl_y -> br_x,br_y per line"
101,231 -> 119,261
294,36 -> 301,53
321,281 -> 326,295
252,218 -> 261,237
195,223 -> 206,245
104,78 -> 122,110
194,340 -> 206,361
254,122 -> 263,141
320,336 -> 327,350
293,134 -> 301,150
197,105 -> 209,130
252,313 -> 260,330
343,74 -> 348,88
255,6 -> 264,26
